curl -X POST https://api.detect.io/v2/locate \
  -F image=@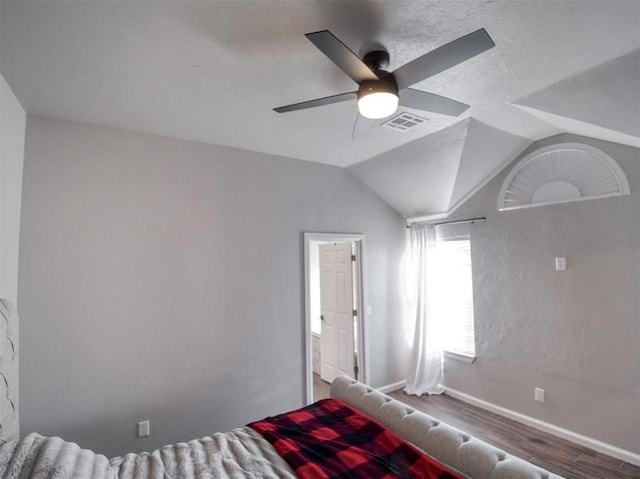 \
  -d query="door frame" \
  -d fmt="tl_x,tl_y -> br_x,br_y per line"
303,232 -> 367,404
